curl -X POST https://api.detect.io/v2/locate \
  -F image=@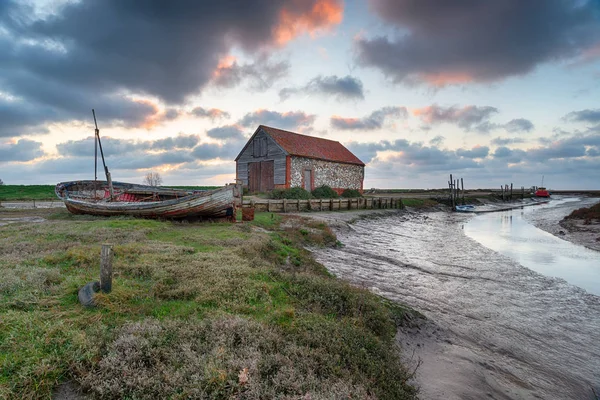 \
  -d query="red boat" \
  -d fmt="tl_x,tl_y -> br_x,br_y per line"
535,176 -> 550,197
535,187 -> 550,197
